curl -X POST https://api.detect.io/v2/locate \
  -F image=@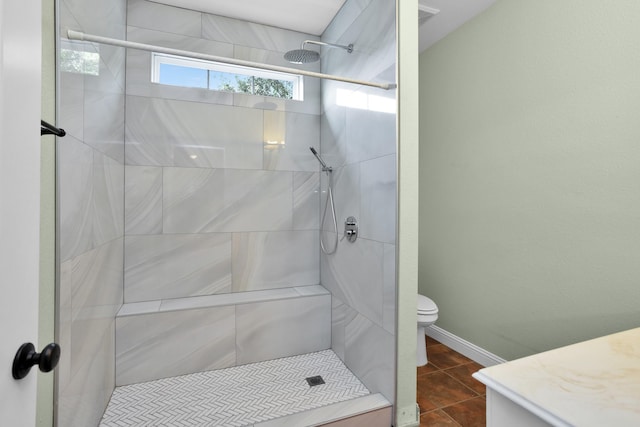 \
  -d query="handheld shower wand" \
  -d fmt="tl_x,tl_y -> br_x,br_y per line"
309,147 -> 332,172
309,147 -> 338,255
